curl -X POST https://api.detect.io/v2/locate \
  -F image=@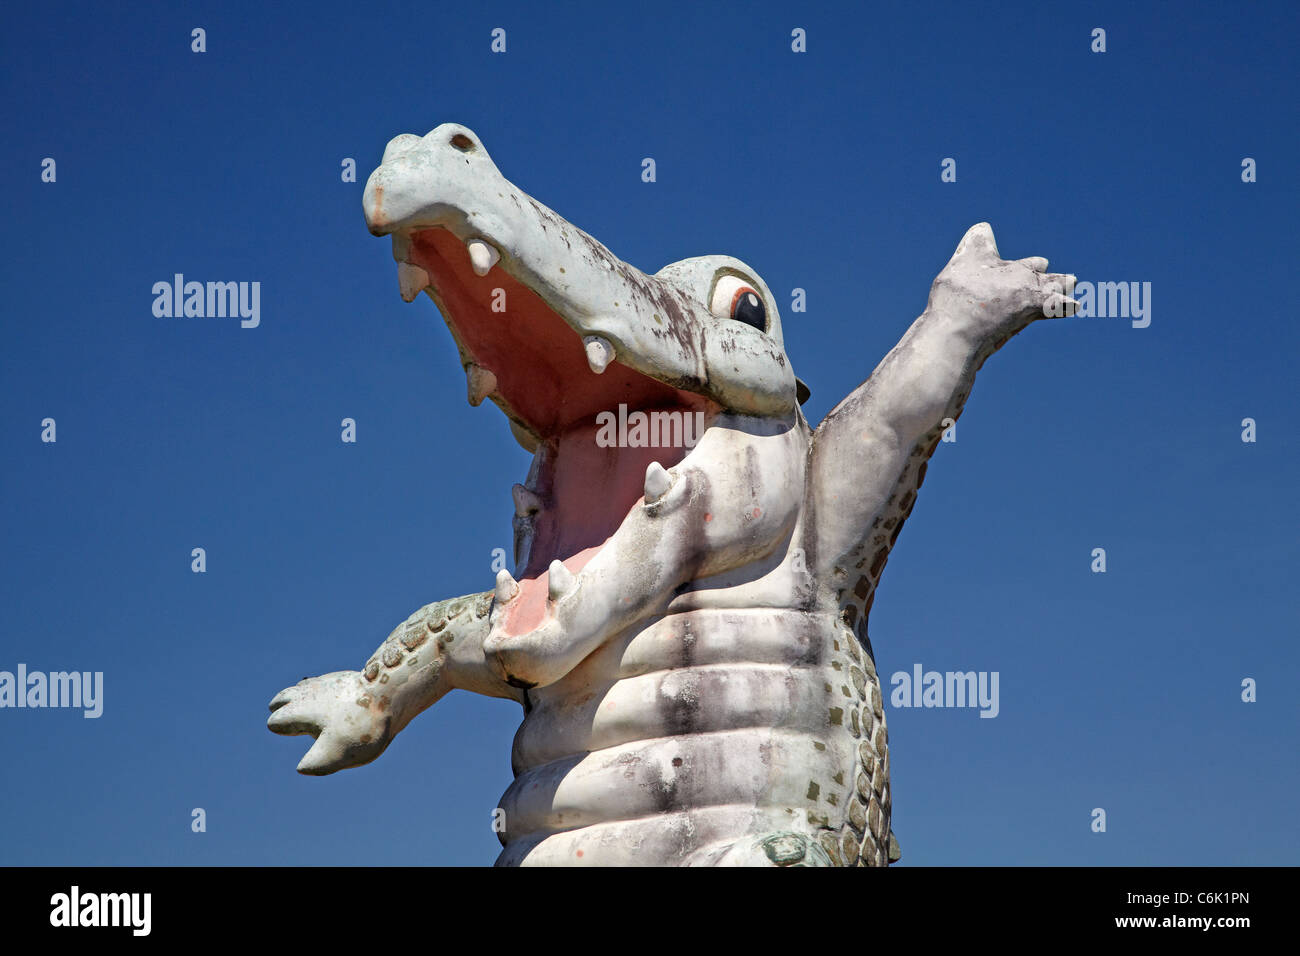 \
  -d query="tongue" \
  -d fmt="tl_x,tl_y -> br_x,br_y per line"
496,420 -> 692,637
